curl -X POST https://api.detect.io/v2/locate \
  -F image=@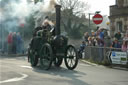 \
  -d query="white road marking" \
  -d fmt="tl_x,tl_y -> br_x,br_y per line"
81,60 -> 99,66
20,66 -> 32,69
0,73 -> 28,84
